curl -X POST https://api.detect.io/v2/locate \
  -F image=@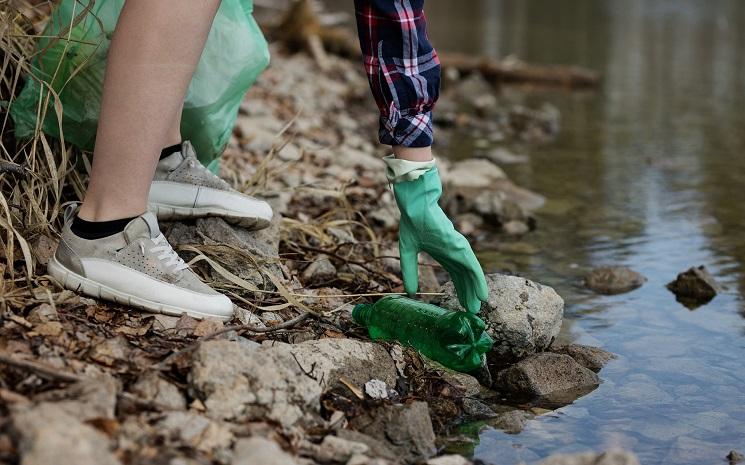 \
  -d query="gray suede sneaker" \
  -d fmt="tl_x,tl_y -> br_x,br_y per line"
149,141 -> 272,229
48,208 -> 234,320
